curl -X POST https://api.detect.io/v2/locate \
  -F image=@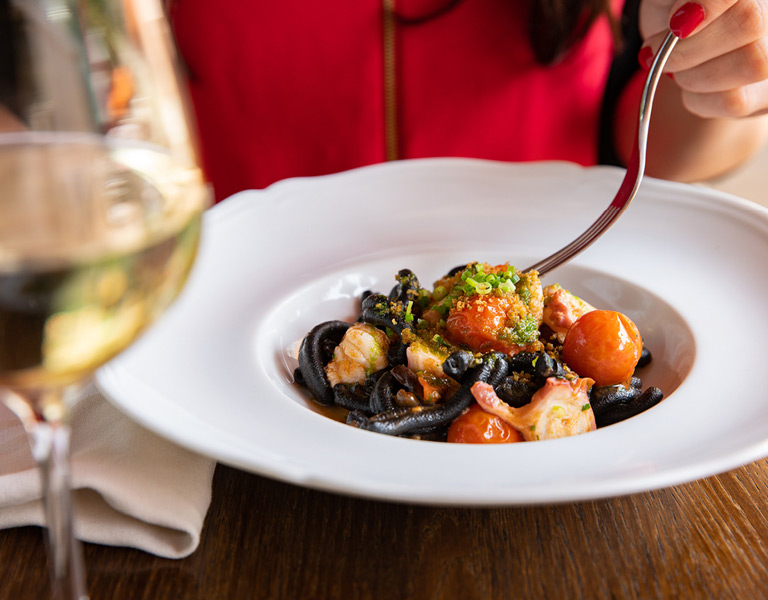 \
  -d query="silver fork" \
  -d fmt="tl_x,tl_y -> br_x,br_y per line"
525,30 -> 679,277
